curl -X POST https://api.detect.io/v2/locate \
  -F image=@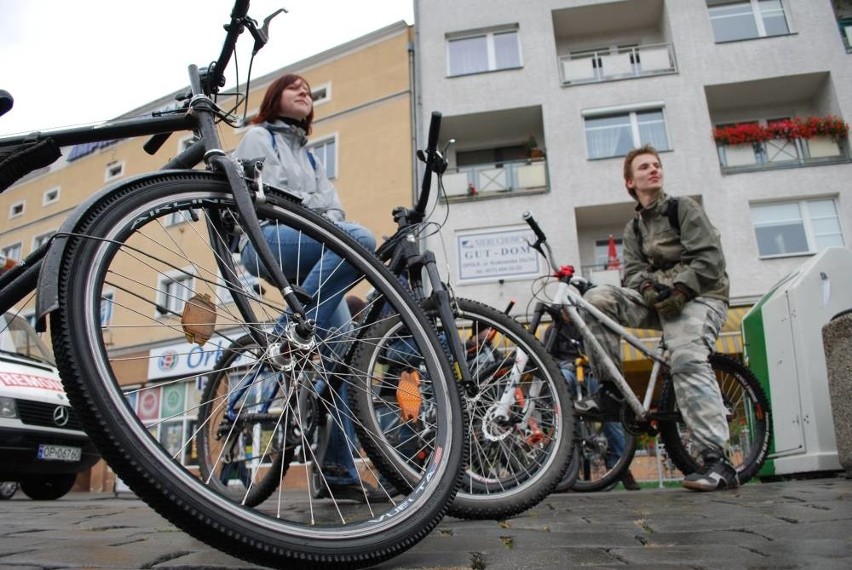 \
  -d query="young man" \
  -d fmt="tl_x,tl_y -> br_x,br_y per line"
579,144 -> 736,492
